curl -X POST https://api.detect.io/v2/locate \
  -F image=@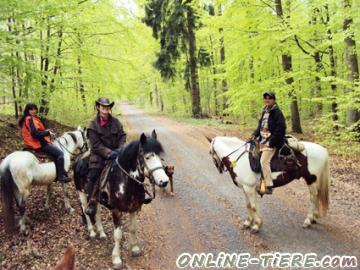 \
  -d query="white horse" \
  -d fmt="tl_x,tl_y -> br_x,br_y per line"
0,127 -> 88,235
208,136 -> 330,233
